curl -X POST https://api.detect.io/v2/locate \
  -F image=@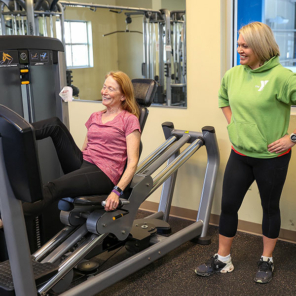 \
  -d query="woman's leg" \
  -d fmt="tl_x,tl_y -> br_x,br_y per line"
262,236 -> 277,257
252,152 -> 291,283
23,161 -> 114,217
32,117 -> 83,174
254,152 -> 291,244
219,151 -> 255,239
195,151 -> 254,276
